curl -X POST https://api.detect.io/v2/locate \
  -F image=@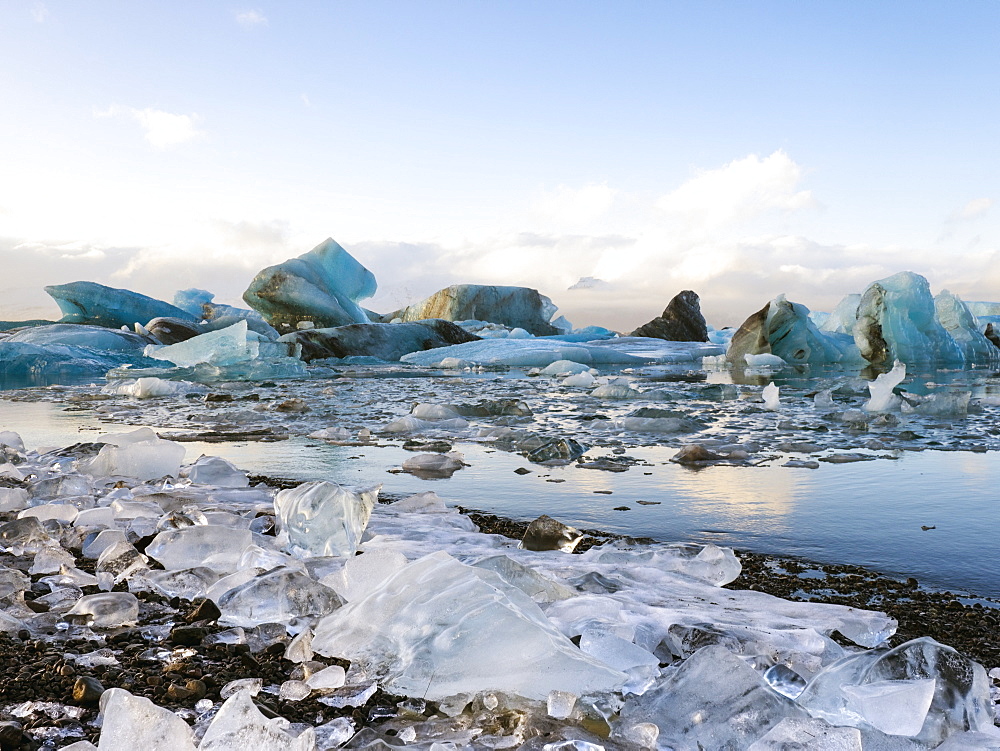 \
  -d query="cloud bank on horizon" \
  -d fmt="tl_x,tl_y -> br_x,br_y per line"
0,2 -> 997,331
